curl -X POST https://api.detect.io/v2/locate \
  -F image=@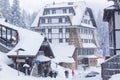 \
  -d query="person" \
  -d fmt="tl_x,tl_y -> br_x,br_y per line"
64,70 -> 69,78
72,70 -> 75,77
44,68 -> 48,77
53,71 -> 58,78
49,70 -> 53,78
